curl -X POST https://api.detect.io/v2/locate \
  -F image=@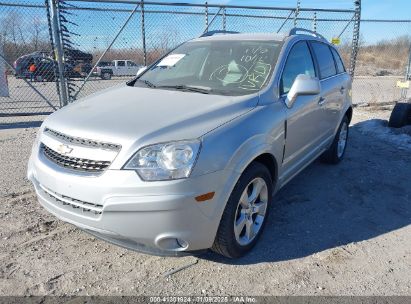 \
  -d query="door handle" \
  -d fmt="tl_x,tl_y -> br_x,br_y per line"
340,86 -> 345,94
318,97 -> 325,106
